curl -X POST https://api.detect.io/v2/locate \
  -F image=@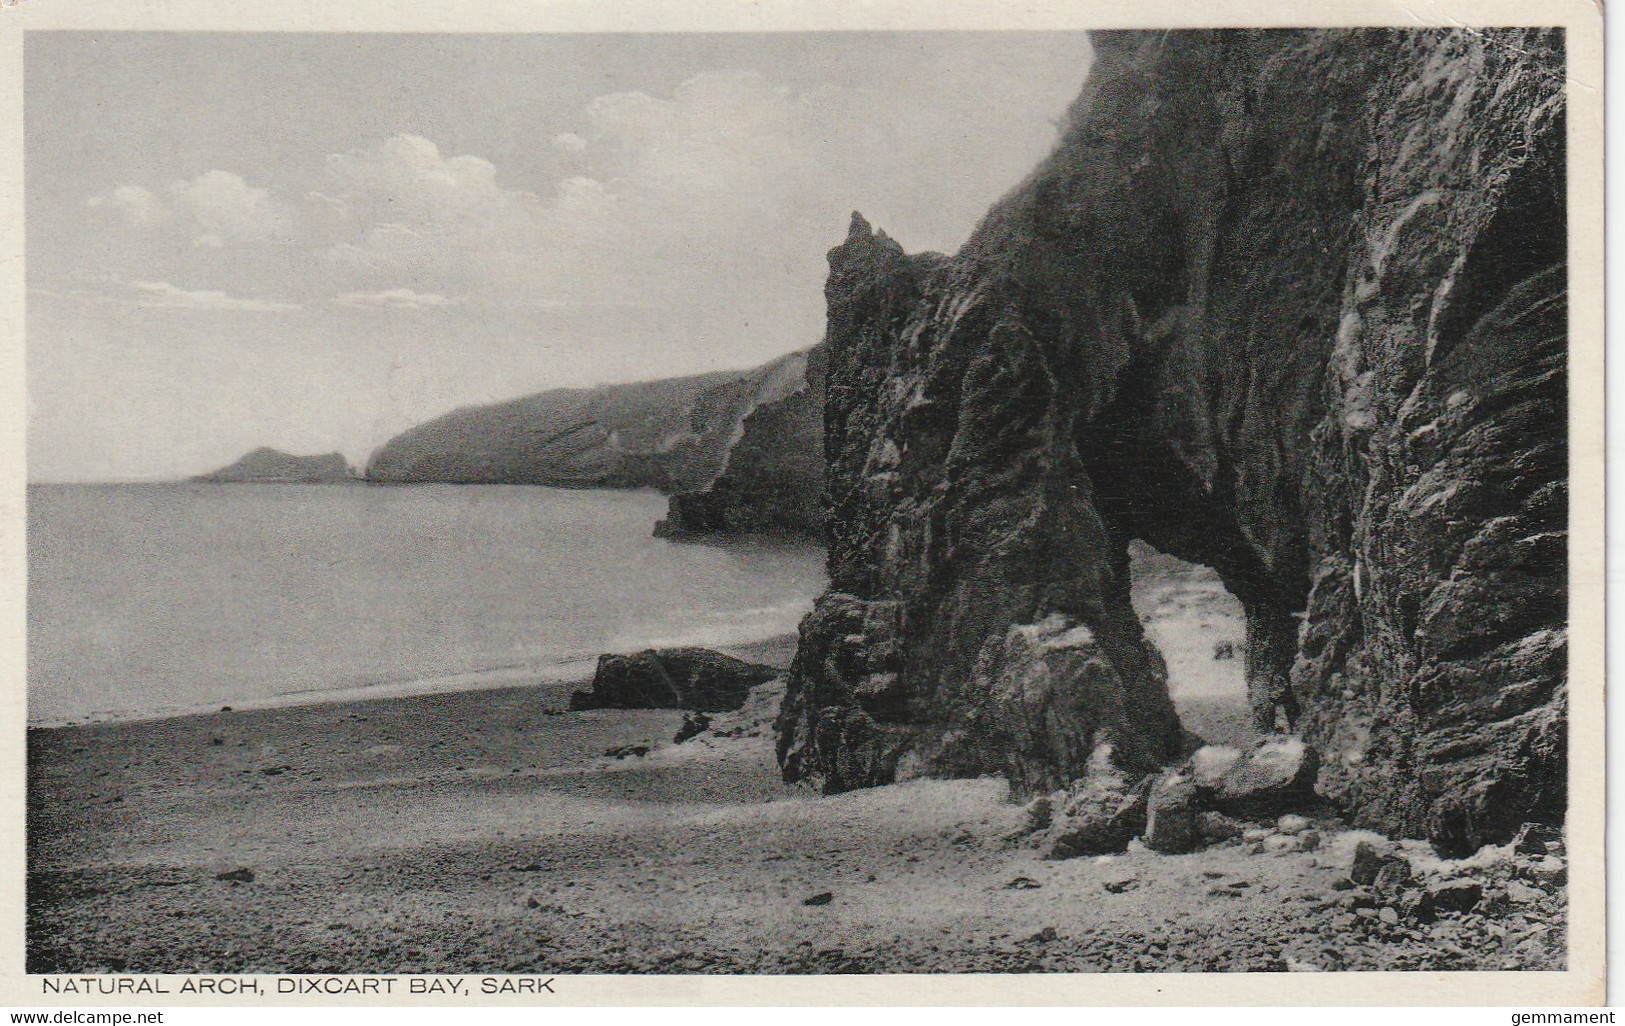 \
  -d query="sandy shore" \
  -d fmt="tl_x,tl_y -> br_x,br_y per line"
29,623 -> 1564,975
